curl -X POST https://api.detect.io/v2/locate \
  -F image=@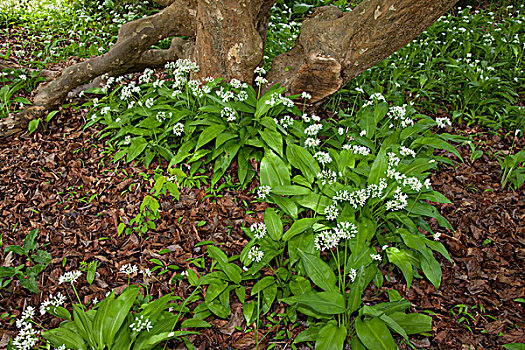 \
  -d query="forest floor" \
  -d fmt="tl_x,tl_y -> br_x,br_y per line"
0,102 -> 523,349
